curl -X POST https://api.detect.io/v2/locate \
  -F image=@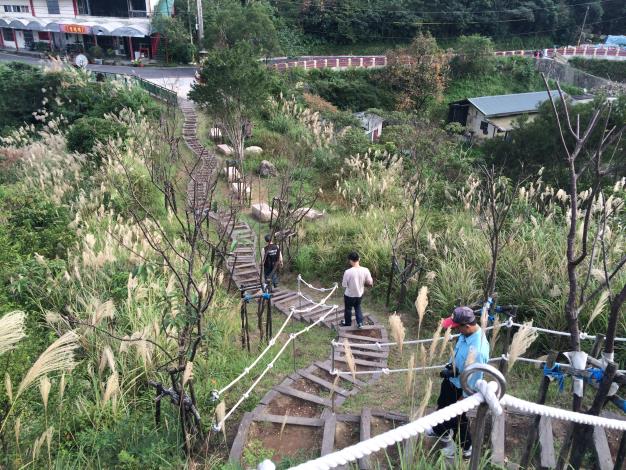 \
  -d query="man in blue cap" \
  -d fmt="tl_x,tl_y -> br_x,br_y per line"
426,306 -> 490,459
